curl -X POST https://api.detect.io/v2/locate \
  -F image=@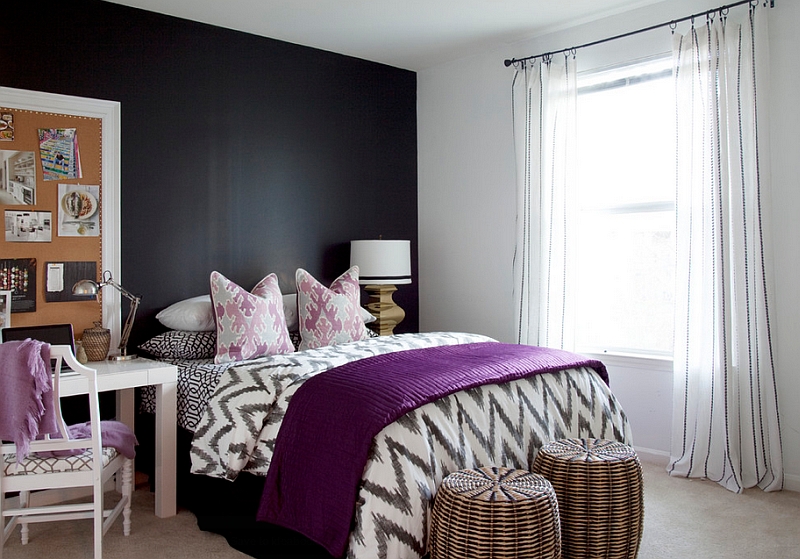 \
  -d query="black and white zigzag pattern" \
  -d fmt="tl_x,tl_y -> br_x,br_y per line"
348,368 -> 630,559
139,328 -> 382,432
189,333 -> 632,559
191,332 -> 492,477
